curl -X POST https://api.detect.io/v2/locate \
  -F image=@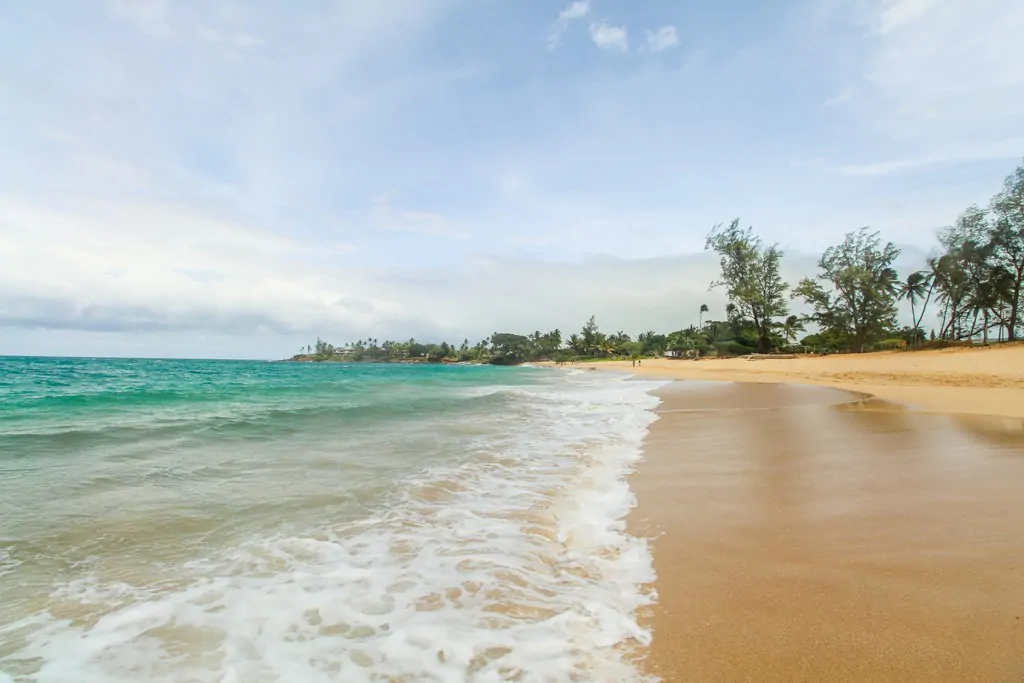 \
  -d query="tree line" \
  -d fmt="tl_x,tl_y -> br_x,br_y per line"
705,159 -> 1024,352
294,160 -> 1024,363
293,314 -> 772,365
